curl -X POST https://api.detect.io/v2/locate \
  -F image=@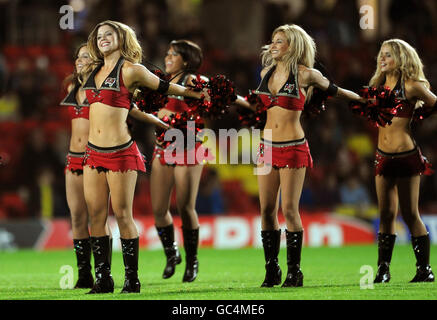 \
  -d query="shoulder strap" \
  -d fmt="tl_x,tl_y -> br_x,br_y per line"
255,66 -> 275,93
82,62 -> 102,90
60,84 -> 79,106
